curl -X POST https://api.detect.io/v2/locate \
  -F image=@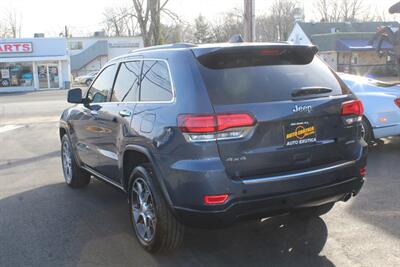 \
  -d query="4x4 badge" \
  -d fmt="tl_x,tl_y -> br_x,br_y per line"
292,105 -> 312,113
